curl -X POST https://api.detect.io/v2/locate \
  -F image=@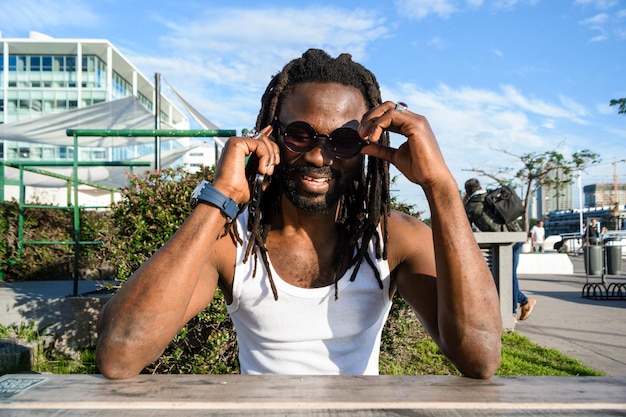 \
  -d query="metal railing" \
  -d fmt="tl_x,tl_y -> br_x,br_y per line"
1,128 -> 236,294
